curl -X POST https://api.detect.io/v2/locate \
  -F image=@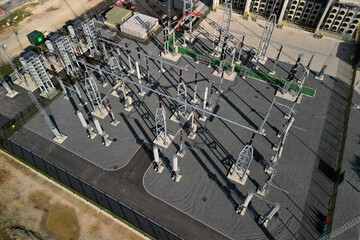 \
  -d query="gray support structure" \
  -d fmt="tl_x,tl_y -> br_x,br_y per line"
52,34 -> 77,71
255,14 -> 276,66
282,53 -> 303,94
182,0 -> 193,46
215,3 -> 232,56
232,144 -> 254,180
84,76 -> 105,114
177,81 -> 187,119
244,0 -> 251,14
258,203 -> 280,227
82,19 -> 99,55
20,51 -> 55,97
155,95 -> 168,145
